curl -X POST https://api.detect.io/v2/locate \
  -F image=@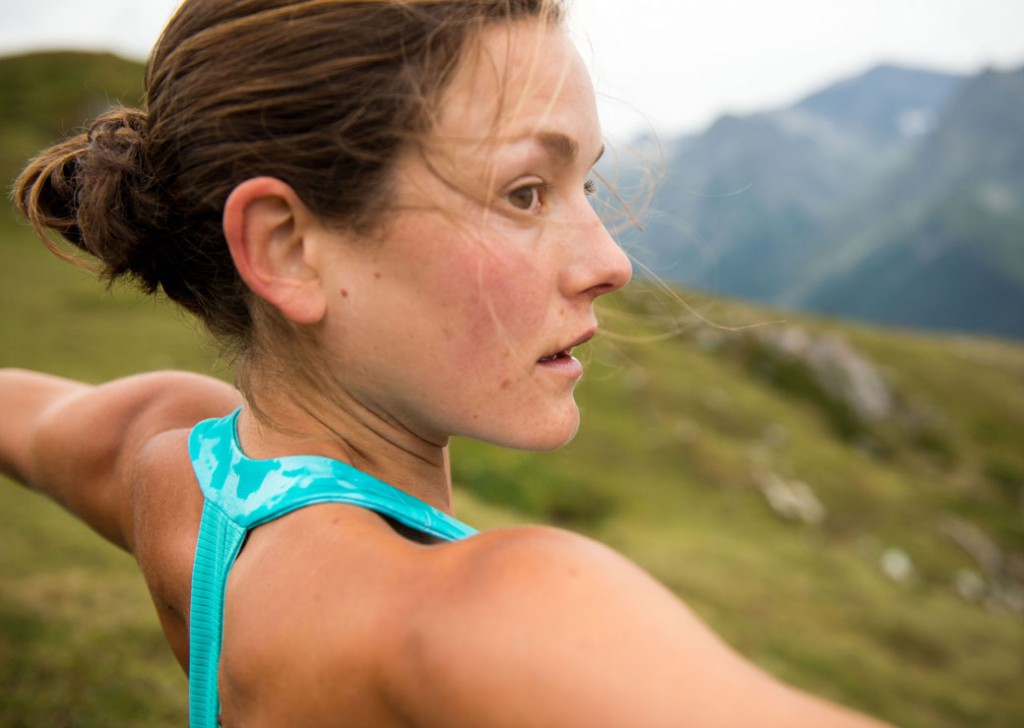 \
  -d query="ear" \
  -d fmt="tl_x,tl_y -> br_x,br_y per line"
223,177 -> 326,325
